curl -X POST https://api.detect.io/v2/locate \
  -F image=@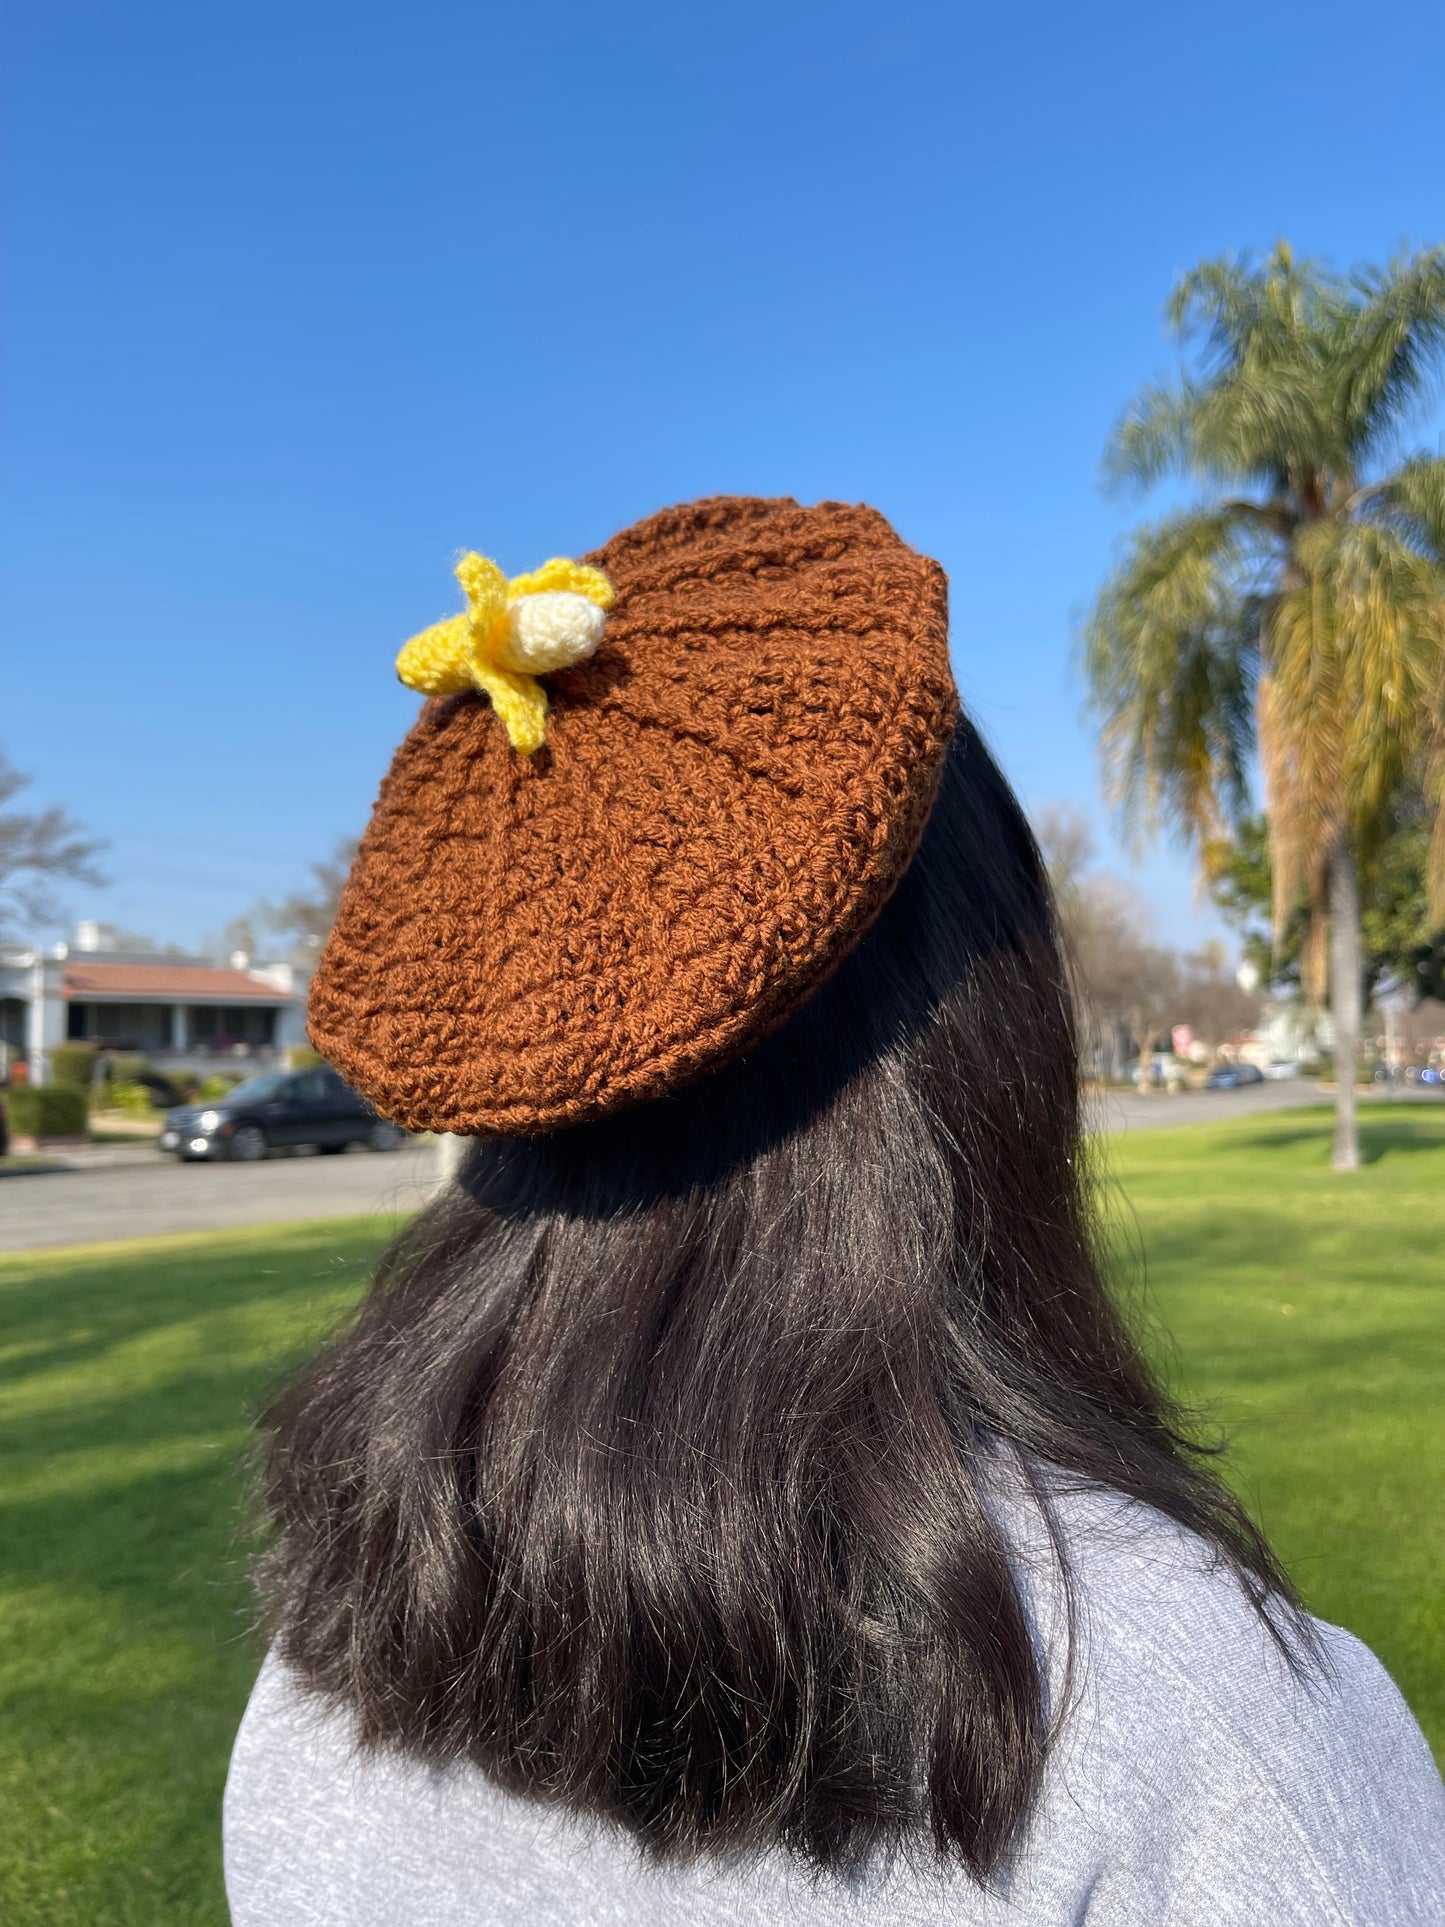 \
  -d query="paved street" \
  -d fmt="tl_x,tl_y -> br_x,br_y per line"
1097,1078 -> 1346,1135
0,1141 -> 439,1253
1096,1079 -> 1444,1135
2,1084 -> 1439,1254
